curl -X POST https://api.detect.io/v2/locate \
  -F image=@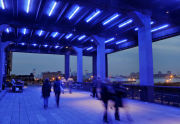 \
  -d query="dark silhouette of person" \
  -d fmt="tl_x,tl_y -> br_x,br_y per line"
67,78 -> 73,94
92,76 -> 97,98
53,77 -> 62,107
42,78 -> 51,109
99,79 -> 127,122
